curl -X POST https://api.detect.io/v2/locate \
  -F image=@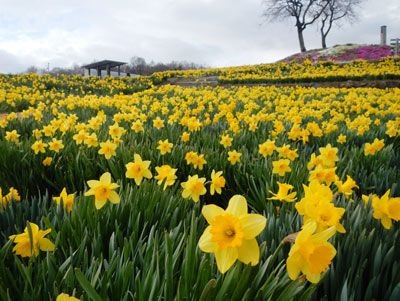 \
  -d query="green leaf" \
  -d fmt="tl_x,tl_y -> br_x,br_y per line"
74,268 -> 102,301
199,279 -> 217,301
